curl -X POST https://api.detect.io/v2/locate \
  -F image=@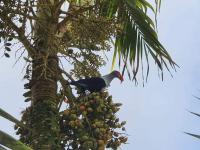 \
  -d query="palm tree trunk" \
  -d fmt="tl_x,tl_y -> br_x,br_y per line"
28,1 -> 61,149
30,55 -> 60,149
